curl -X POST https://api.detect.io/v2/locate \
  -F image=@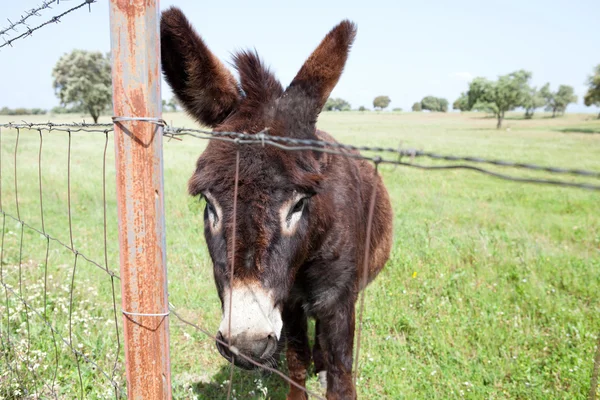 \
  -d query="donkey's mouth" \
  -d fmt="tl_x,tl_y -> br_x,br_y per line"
215,332 -> 280,370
